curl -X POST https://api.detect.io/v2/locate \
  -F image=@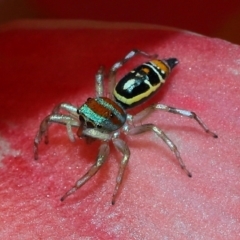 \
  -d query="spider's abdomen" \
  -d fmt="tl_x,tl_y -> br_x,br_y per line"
114,58 -> 178,109
77,97 -> 126,132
